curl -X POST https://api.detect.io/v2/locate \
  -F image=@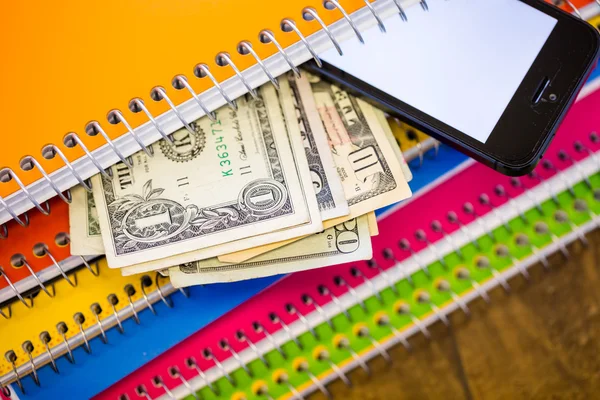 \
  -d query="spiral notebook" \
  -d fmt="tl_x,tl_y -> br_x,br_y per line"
0,0 -> 594,230
98,83 -> 600,400
0,123 -> 467,399
0,0 -> 443,228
